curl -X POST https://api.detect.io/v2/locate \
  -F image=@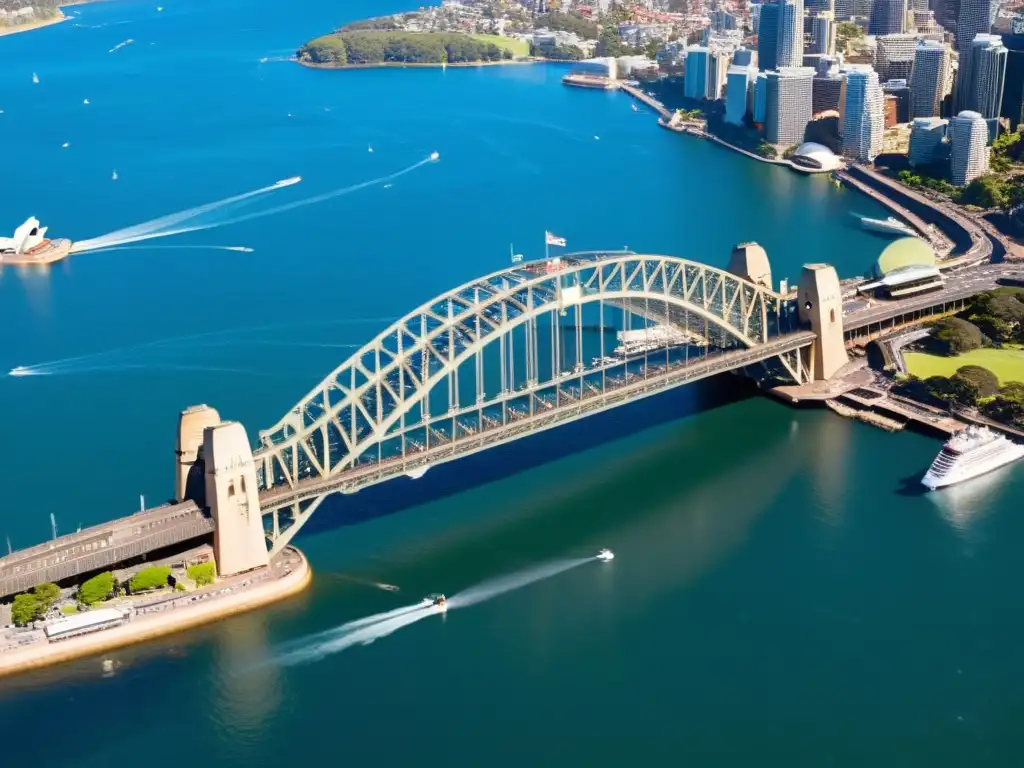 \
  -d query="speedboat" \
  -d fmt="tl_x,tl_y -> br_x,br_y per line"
429,151 -> 440,161
426,592 -> 447,610
596,549 -> 614,561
